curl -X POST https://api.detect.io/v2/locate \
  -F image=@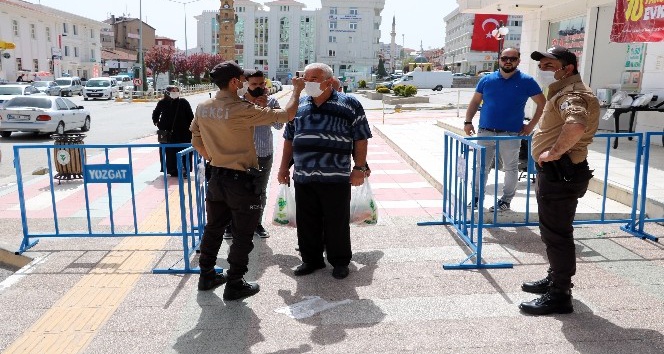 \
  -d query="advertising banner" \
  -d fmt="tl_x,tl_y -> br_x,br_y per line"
470,14 -> 509,52
611,0 -> 664,42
